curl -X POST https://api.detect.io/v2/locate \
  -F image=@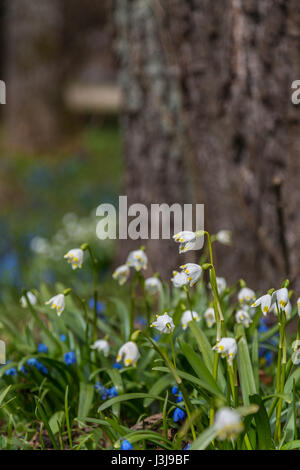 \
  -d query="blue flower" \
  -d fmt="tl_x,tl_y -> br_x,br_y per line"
20,365 -> 28,374
37,343 -> 48,354
89,299 -> 105,317
27,358 -> 38,367
121,439 -> 133,450
26,358 -> 48,374
108,386 -> 118,398
63,352 -> 76,365
5,367 -> 17,377
171,386 -> 179,395
183,443 -> 191,450
173,407 -> 186,423
94,382 -> 104,393
60,334 -> 67,342
176,391 -> 183,403
113,362 -> 122,370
